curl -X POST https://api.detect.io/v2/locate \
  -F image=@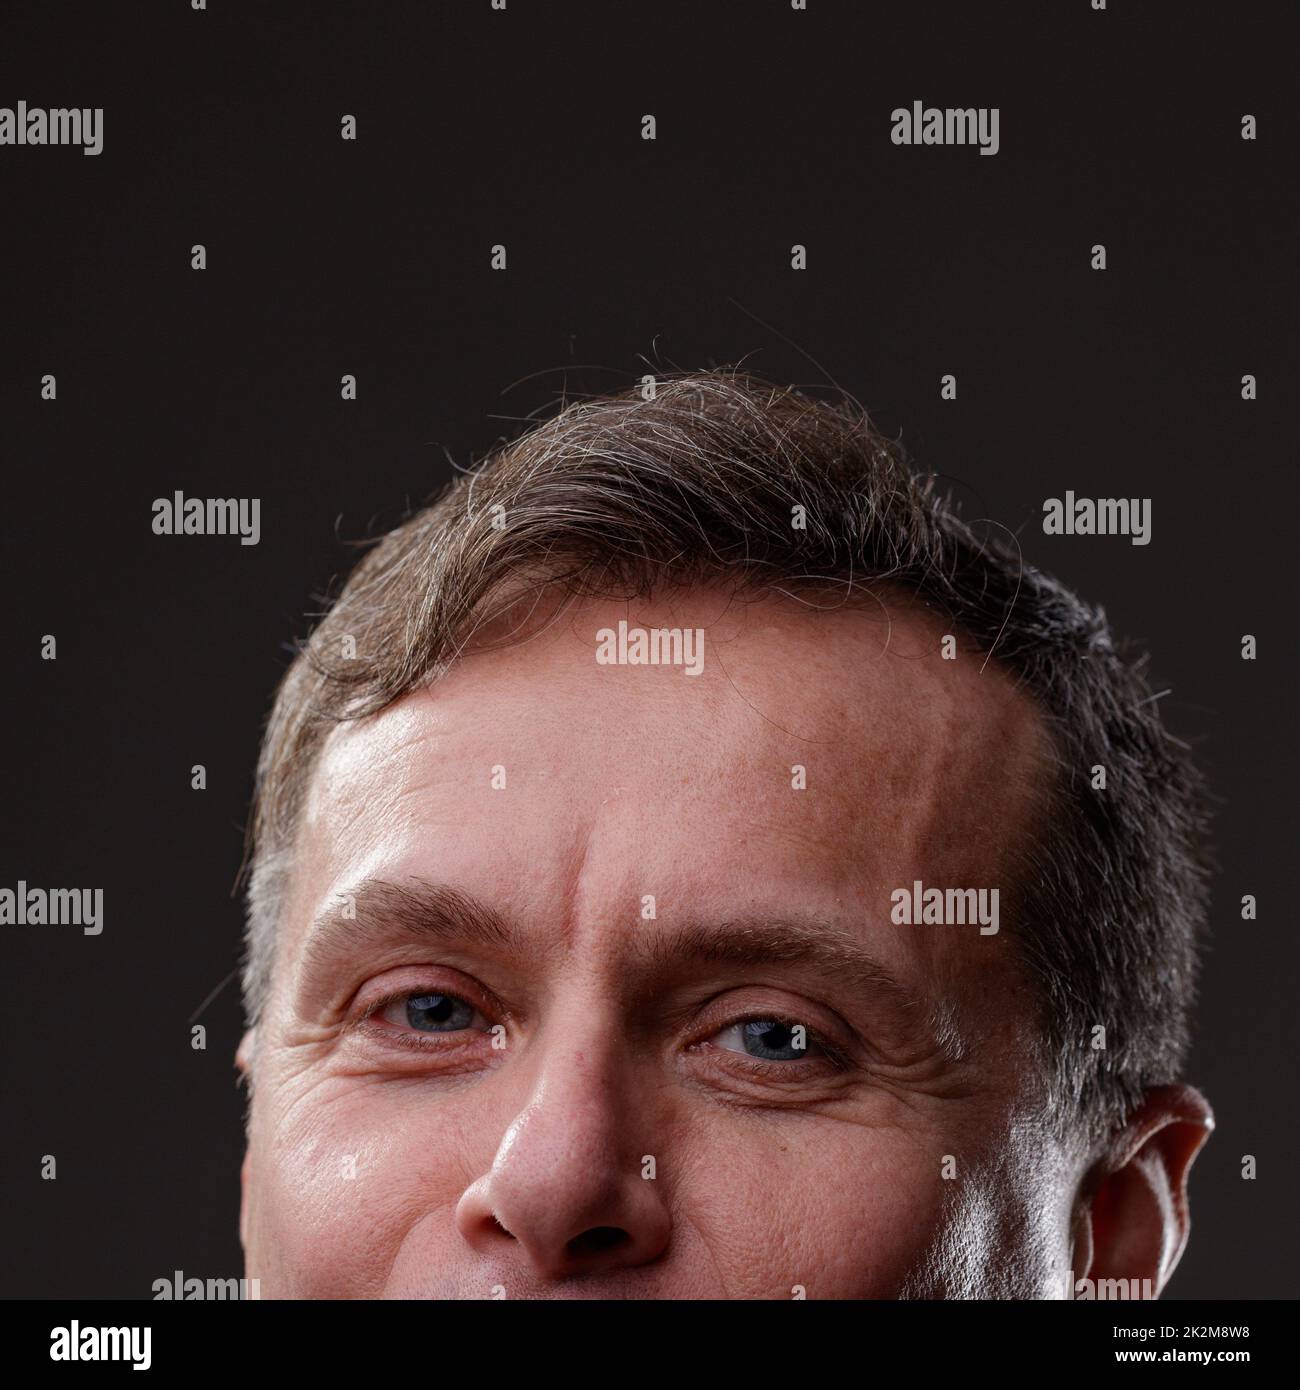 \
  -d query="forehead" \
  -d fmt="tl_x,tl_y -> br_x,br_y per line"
286,584 -> 1050,998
